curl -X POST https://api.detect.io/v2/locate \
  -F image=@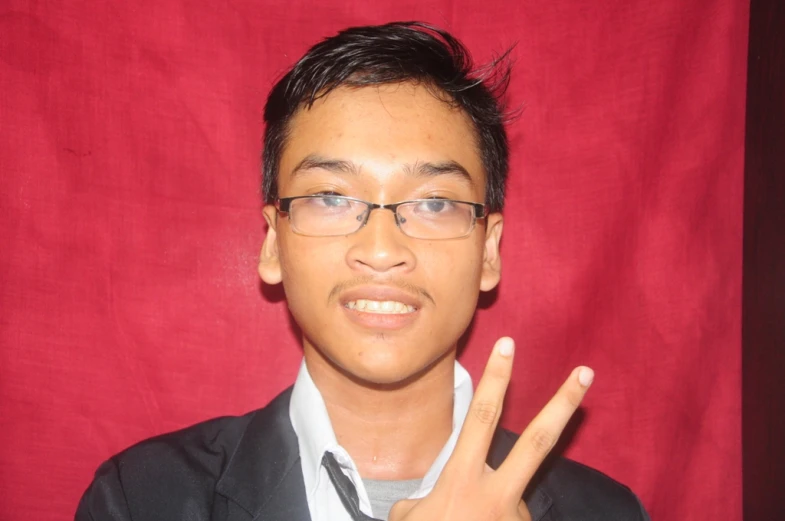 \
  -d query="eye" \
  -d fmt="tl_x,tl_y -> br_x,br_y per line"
416,198 -> 453,213
322,196 -> 348,207
312,192 -> 350,208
